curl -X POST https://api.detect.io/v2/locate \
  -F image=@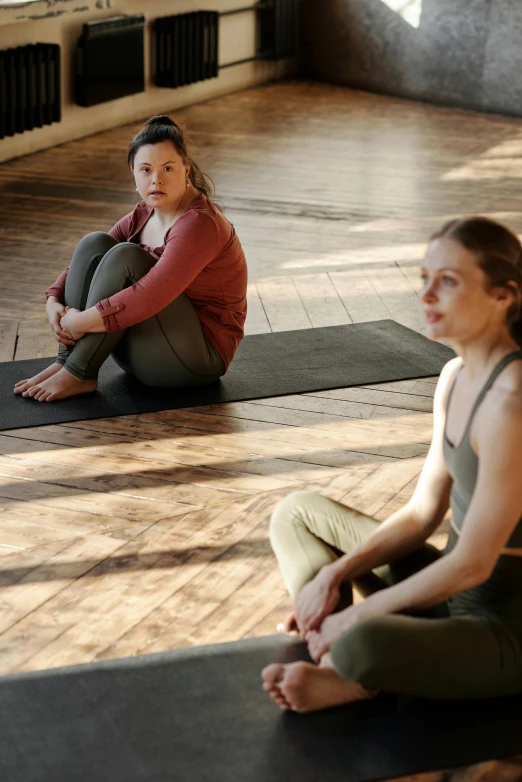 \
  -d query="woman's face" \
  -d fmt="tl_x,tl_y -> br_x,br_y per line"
133,141 -> 190,209
420,236 -> 513,343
